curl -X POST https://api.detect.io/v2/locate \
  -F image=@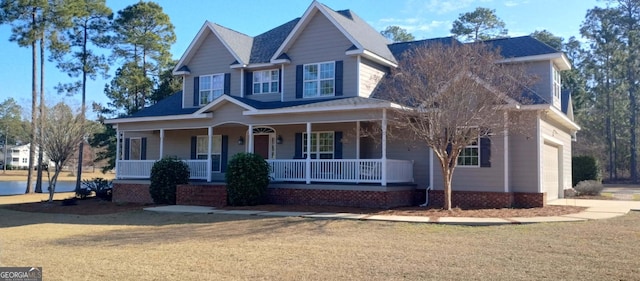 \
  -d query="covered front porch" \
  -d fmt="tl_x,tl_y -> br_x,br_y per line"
113,110 -> 416,186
